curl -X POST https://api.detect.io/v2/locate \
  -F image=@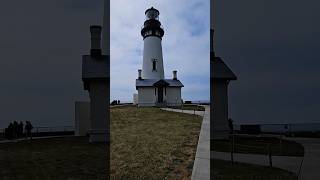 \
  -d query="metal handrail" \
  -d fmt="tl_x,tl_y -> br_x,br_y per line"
1,126 -> 74,133
141,24 -> 164,30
